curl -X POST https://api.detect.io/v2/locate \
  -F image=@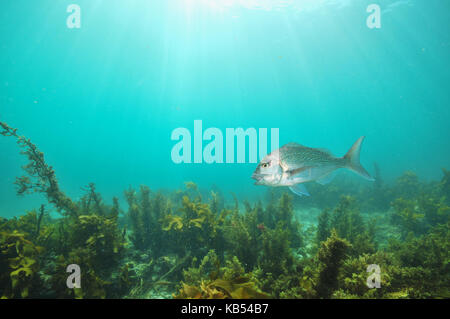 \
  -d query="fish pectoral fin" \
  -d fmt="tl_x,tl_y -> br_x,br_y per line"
289,184 -> 310,197
315,171 -> 337,185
